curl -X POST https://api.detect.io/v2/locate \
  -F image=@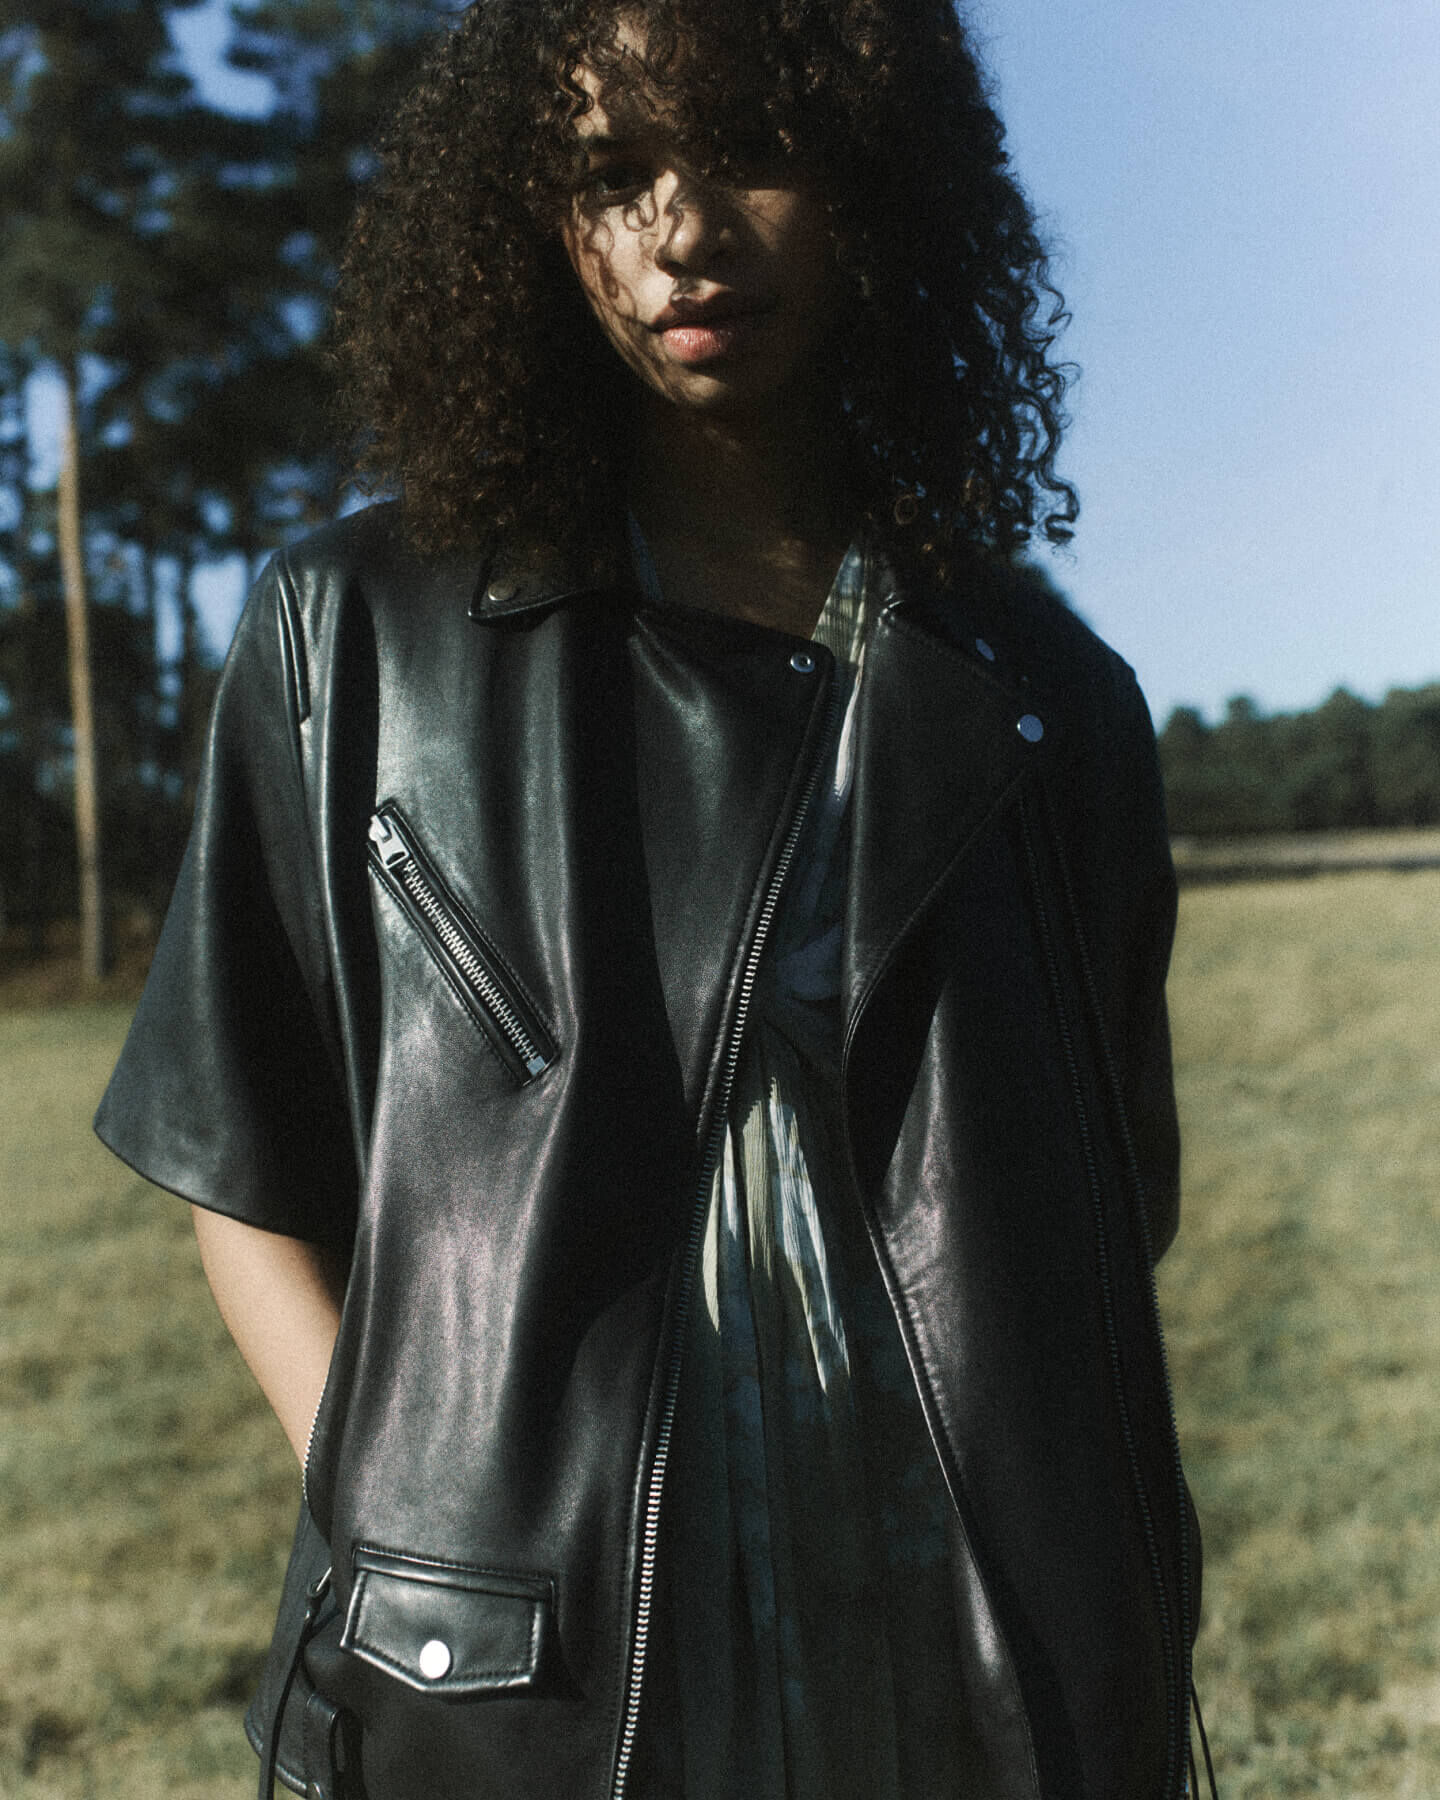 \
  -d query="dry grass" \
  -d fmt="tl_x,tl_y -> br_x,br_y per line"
1163,869 -> 1440,1794
2,868 -> 1439,1794
0,921 -> 156,1012
0,1008 -> 297,1798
